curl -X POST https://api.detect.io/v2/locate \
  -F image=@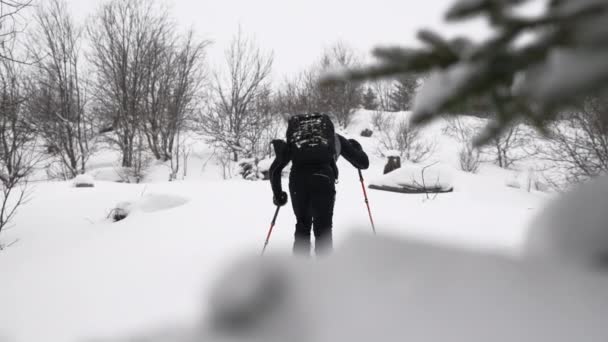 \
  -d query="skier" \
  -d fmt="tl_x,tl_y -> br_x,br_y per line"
269,113 -> 369,256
